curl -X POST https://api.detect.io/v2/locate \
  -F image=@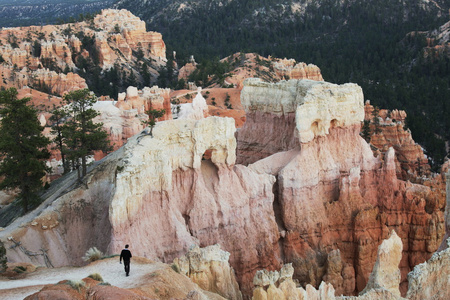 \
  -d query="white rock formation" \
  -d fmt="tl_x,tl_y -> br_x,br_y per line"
177,89 -> 208,120
359,230 -> 402,297
241,78 -> 364,143
406,237 -> 450,300
174,244 -> 243,300
109,116 -> 237,226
